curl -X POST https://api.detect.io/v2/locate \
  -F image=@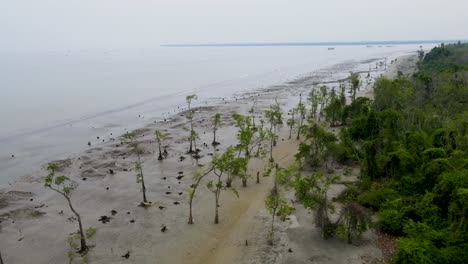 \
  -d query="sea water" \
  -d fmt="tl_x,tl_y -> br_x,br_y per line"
0,43 -> 436,183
